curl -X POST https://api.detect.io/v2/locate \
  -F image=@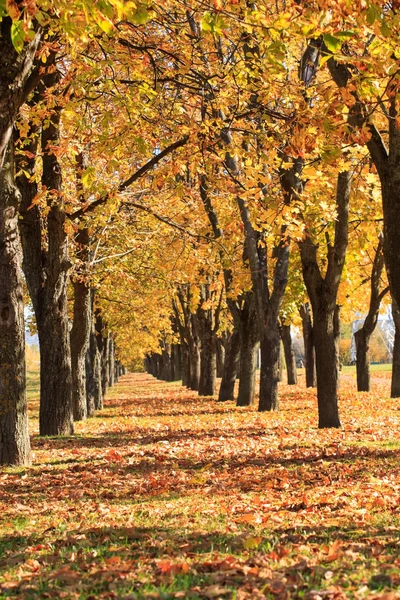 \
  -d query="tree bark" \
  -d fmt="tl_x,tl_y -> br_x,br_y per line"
300,303 -> 316,387
280,323 -> 297,385
0,143 -> 31,465
218,328 -> 241,401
